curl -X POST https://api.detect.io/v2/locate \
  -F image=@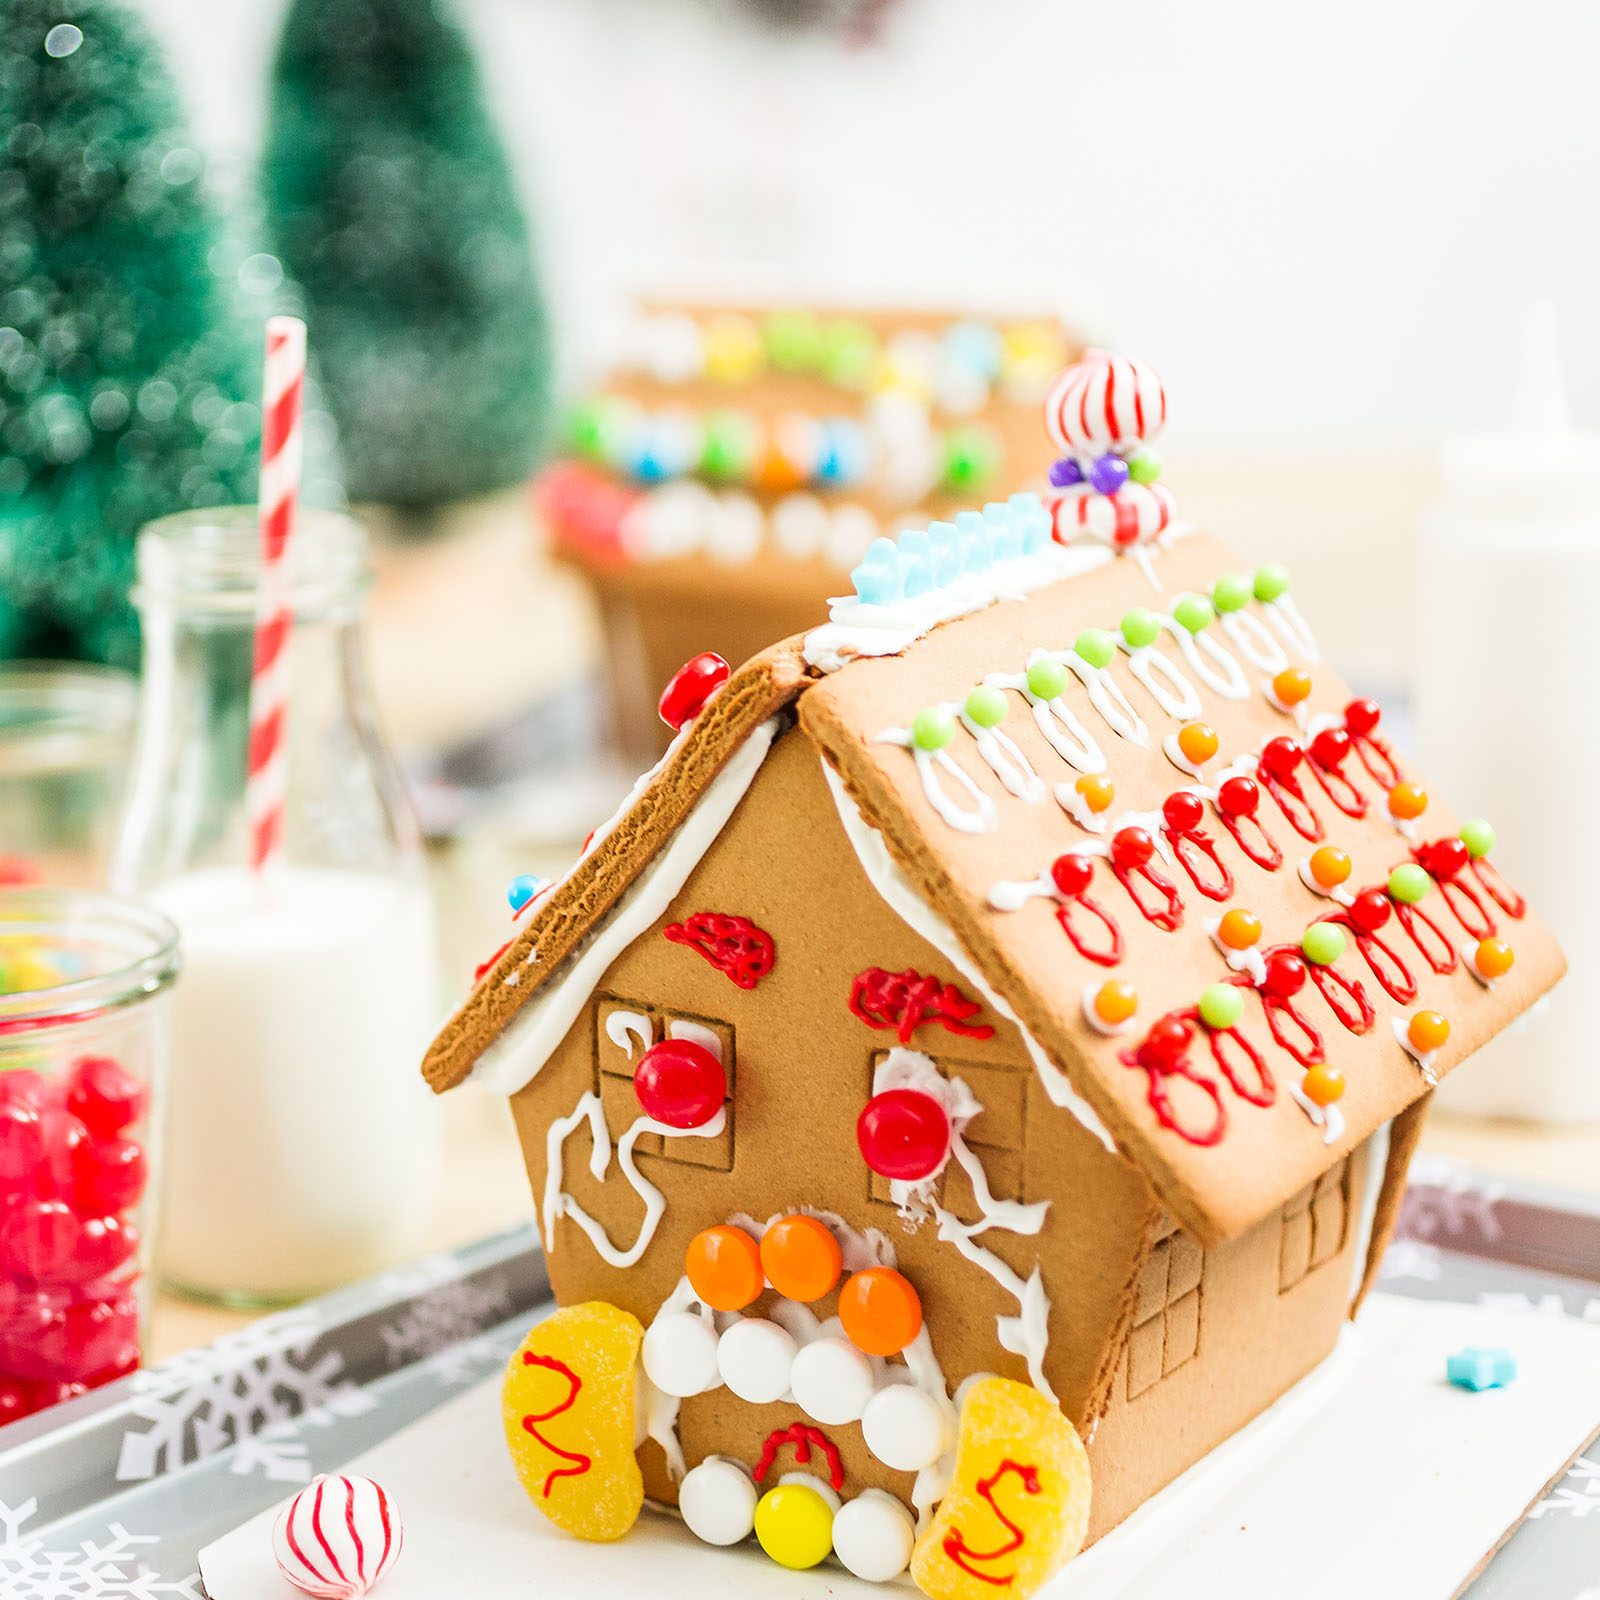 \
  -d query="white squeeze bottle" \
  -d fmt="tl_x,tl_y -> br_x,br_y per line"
114,508 -> 441,1302
1417,306 -> 1598,1121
